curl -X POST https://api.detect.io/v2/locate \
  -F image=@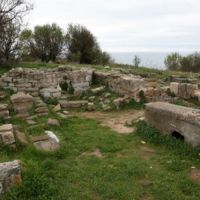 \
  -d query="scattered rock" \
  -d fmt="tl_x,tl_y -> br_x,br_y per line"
0,160 -> 21,195
104,93 -> 111,98
53,104 -> 61,112
0,104 -> 10,120
87,103 -> 95,111
102,104 -> 112,111
47,118 -> 60,127
14,130 -> 28,145
113,97 -> 130,110
88,96 -> 95,102
91,86 -> 105,94
59,100 -> 88,109
26,119 -> 37,126
32,131 -> 60,152
0,91 -> 5,99
0,124 -> 15,145
189,168 -> 200,184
